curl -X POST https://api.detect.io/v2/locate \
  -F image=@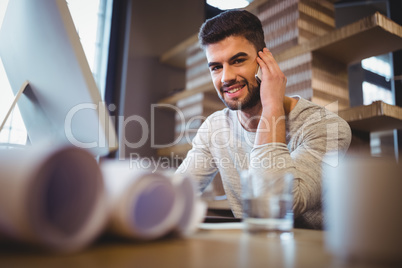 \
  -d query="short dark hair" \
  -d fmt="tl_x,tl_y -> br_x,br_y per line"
198,9 -> 266,52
